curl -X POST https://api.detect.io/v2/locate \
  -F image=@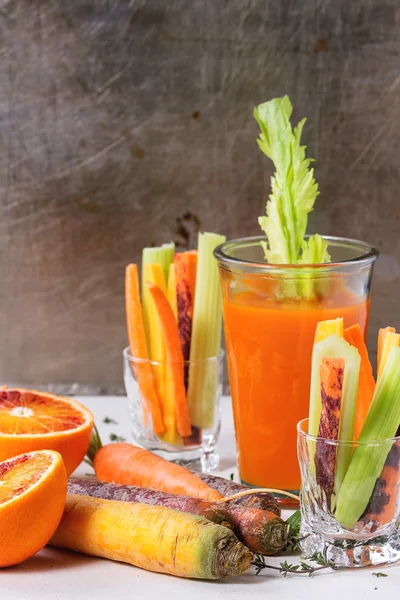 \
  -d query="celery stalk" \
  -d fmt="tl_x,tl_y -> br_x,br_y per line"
335,346 -> 400,529
141,243 -> 174,344
308,335 -> 360,494
254,97 -> 330,267
187,232 -> 226,429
